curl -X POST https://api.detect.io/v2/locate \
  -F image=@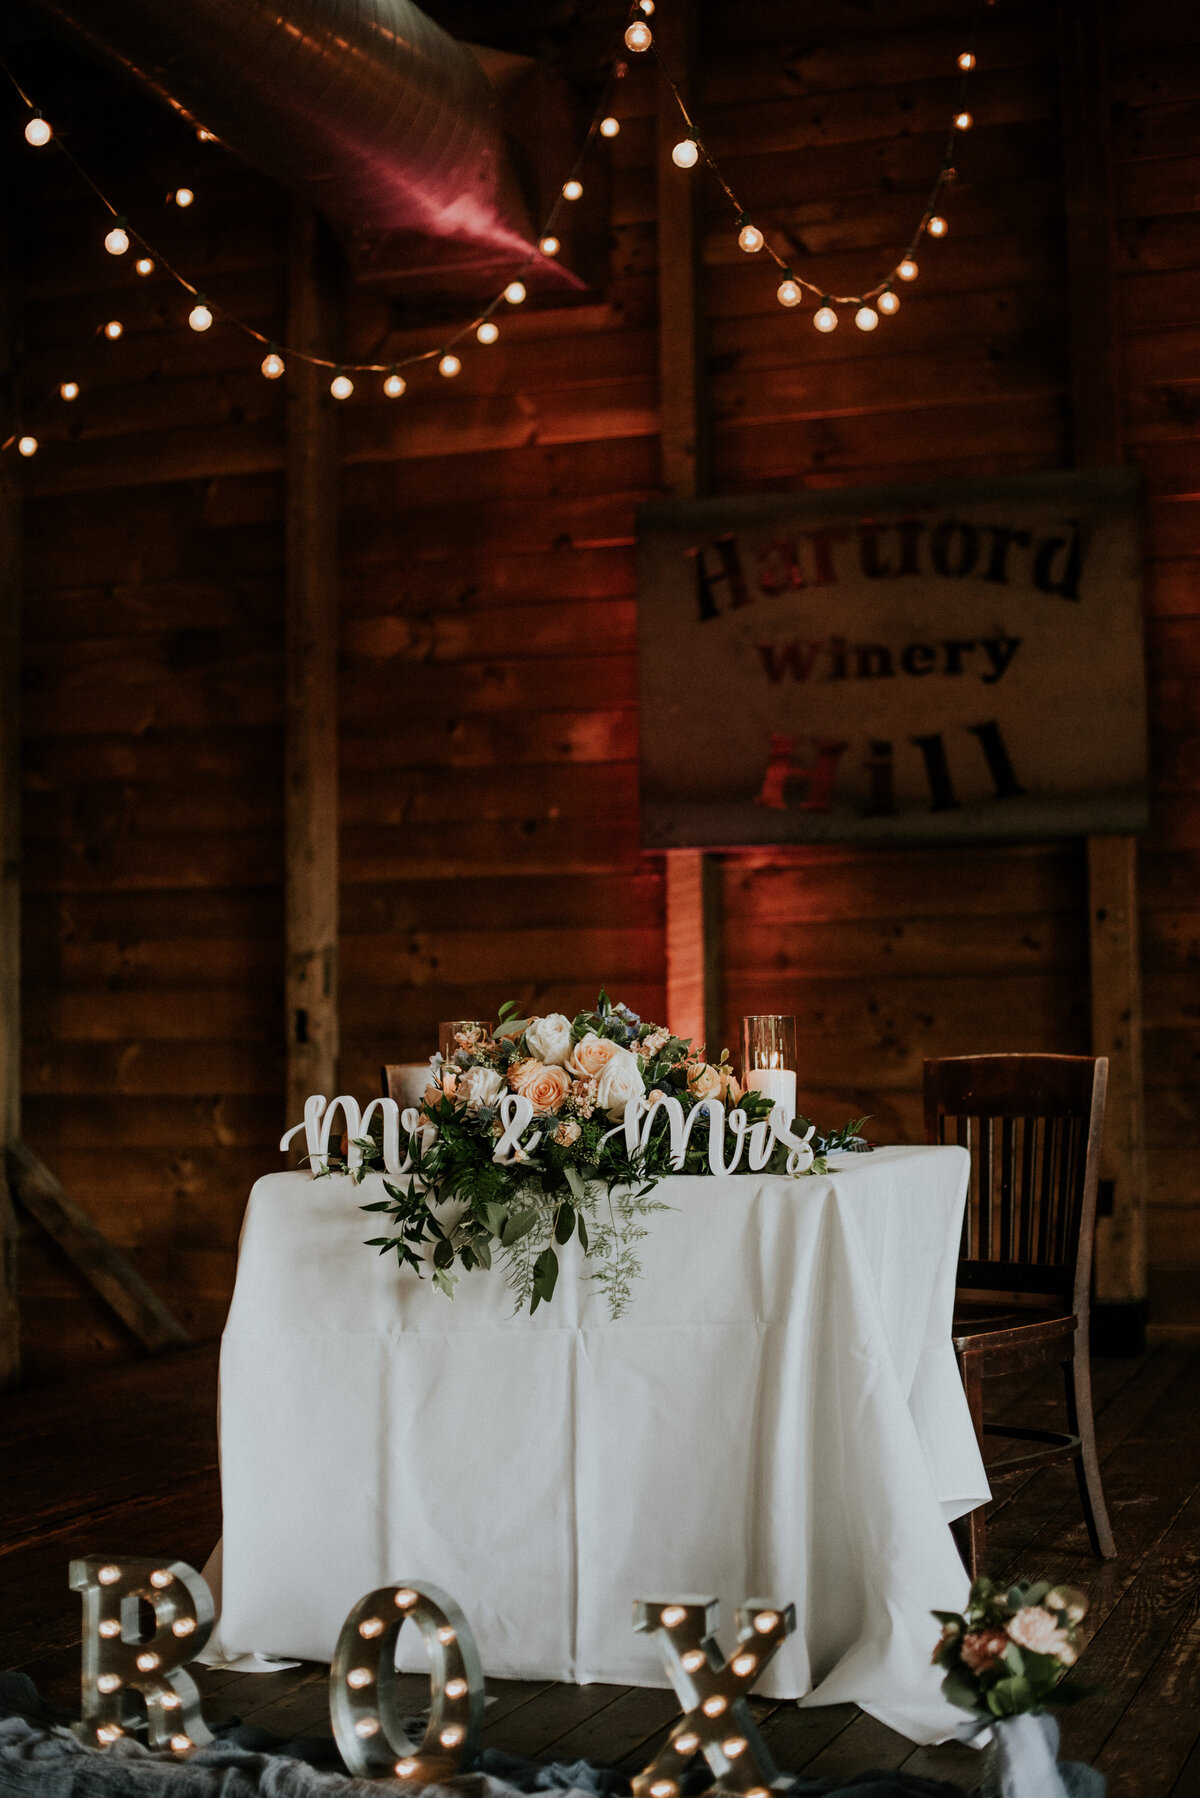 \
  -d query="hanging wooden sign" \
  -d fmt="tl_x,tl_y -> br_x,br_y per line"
636,468 -> 1147,846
